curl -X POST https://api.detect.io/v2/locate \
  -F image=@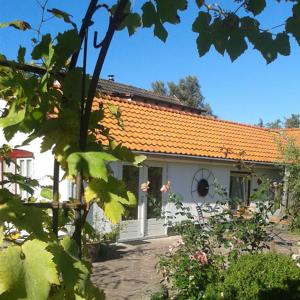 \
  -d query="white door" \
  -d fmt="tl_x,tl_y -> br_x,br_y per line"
118,163 -> 167,241
144,163 -> 167,238
118,164 -> 143,241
